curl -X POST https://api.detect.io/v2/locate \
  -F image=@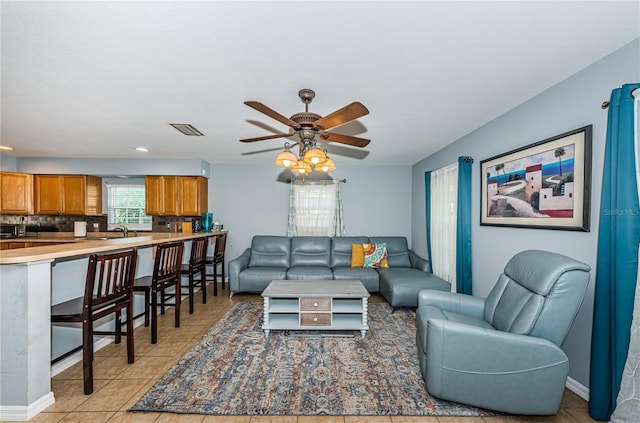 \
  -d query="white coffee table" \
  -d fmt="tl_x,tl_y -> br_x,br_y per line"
261,280 -> 370,338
